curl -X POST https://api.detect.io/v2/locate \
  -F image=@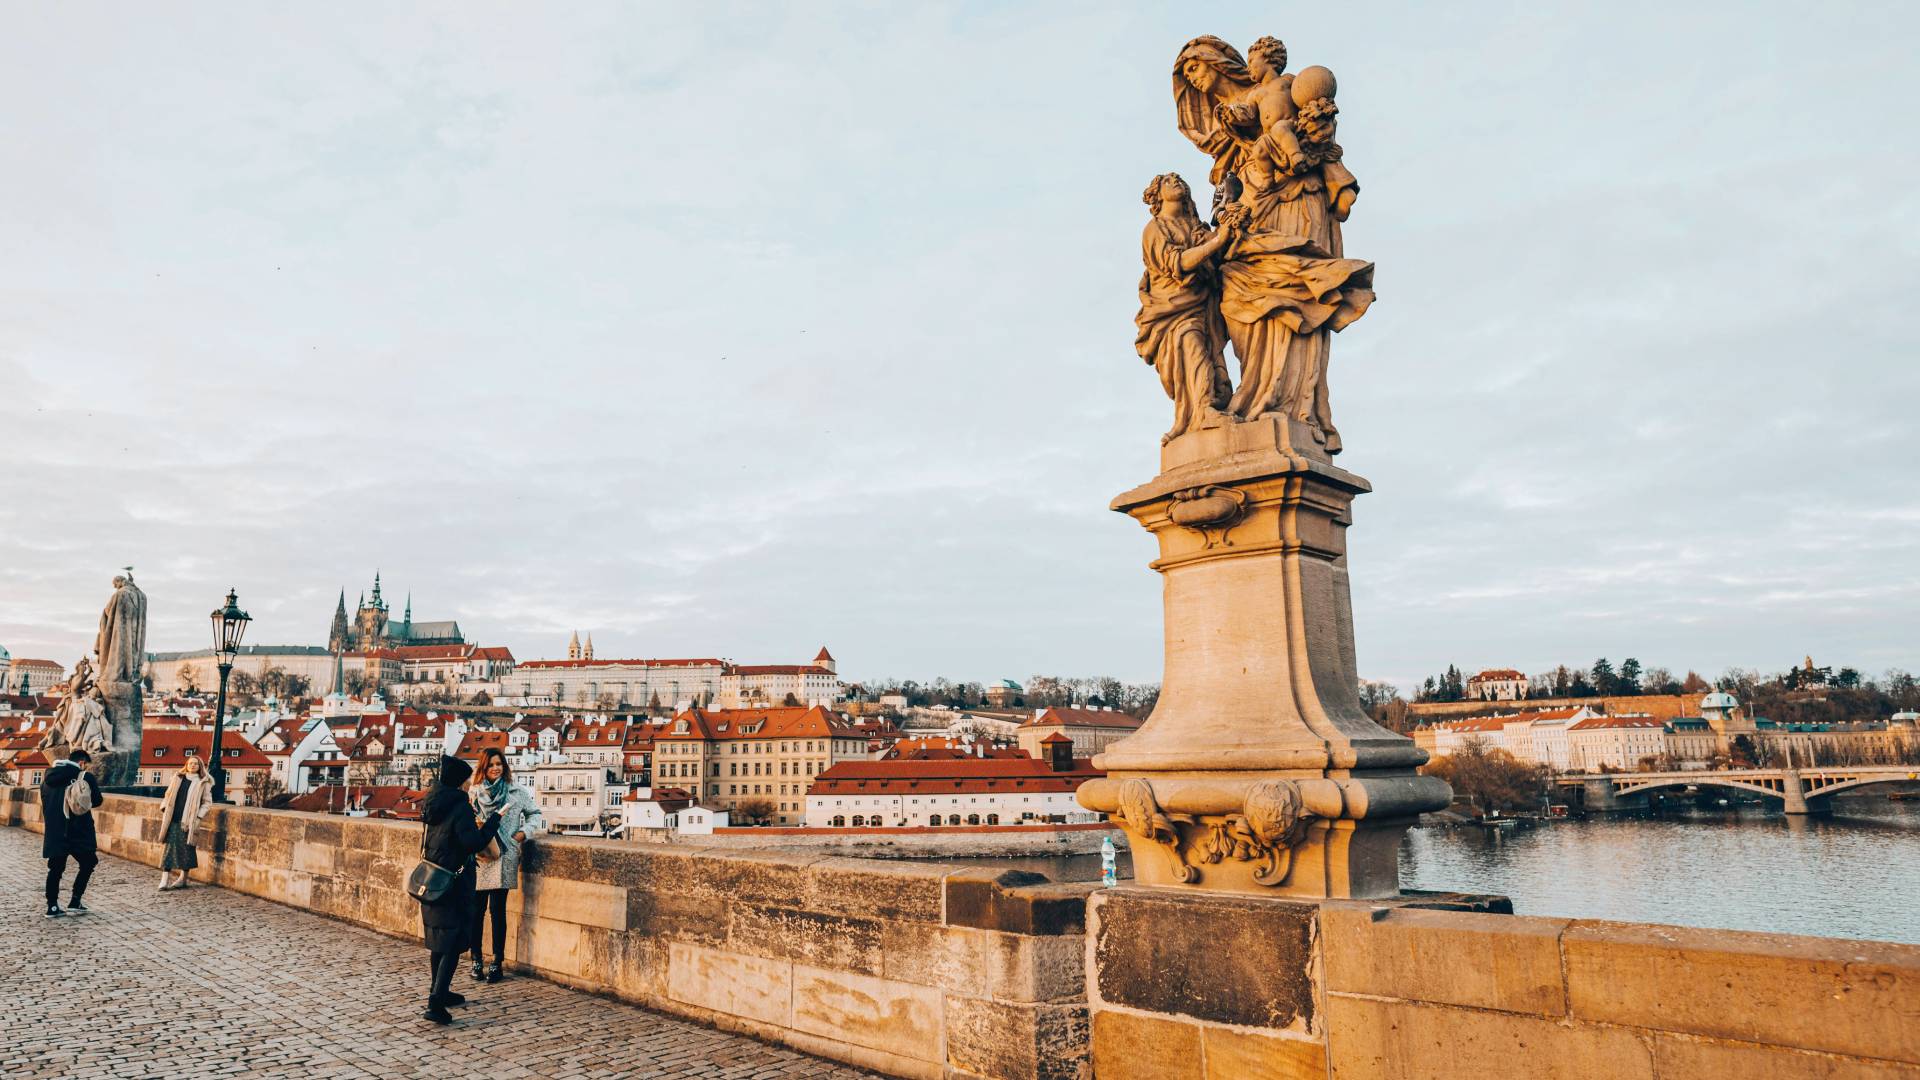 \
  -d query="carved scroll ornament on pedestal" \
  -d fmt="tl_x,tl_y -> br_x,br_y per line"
1112,777 -> 1315,888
